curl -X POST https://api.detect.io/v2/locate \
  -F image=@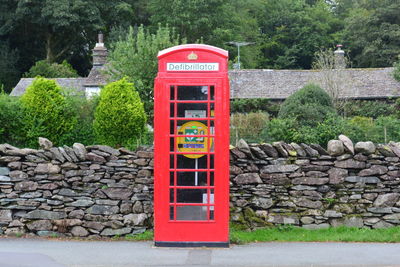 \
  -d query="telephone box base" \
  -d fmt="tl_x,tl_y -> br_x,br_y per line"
154,241 -> 229,248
